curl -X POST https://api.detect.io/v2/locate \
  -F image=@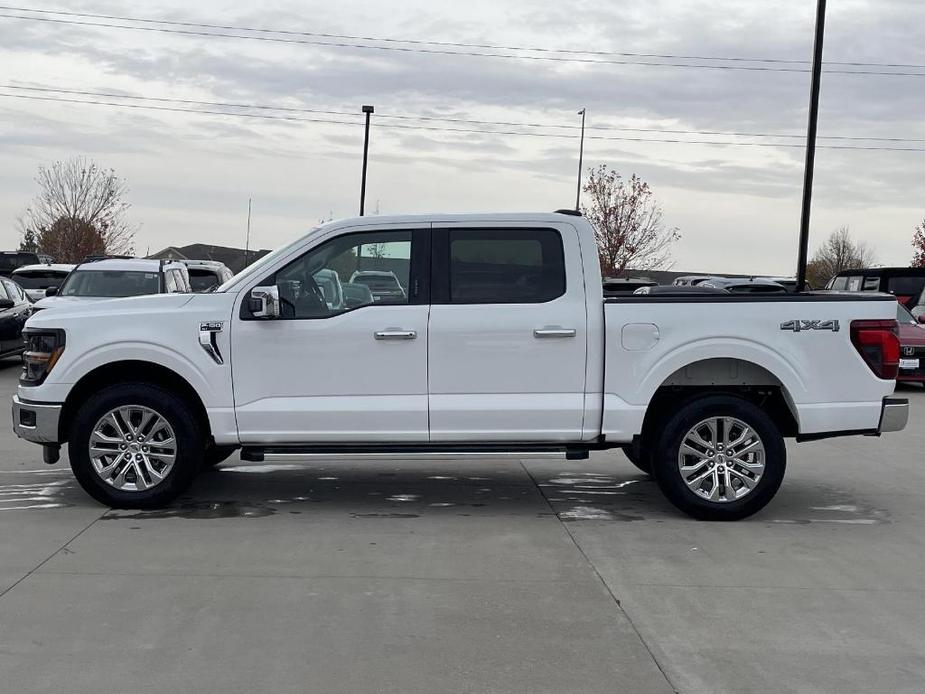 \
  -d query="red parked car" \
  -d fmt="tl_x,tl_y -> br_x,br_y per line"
897,304 -> 925,384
